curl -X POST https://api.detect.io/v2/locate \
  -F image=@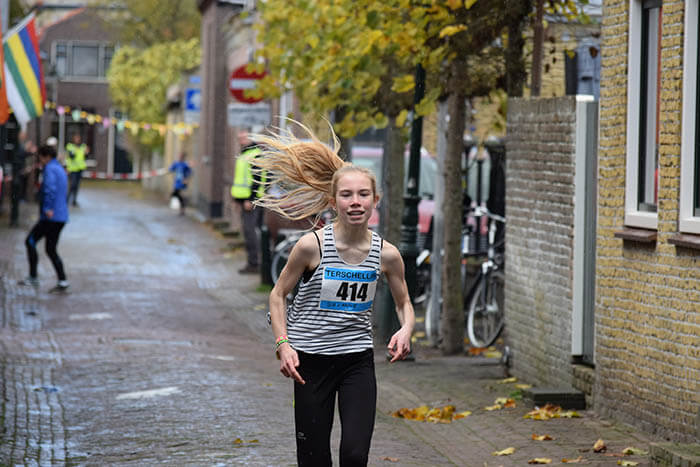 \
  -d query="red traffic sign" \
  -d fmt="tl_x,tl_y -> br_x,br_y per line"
229,65 -> 266,104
